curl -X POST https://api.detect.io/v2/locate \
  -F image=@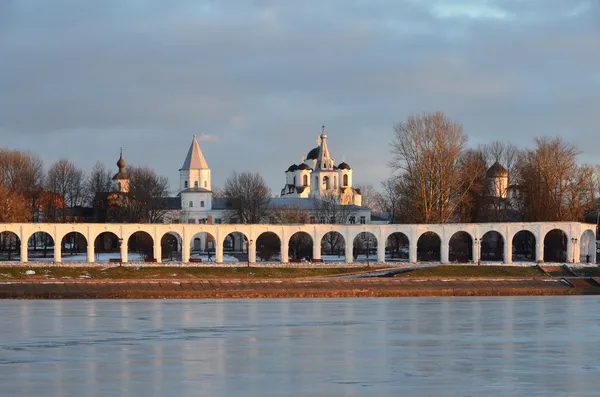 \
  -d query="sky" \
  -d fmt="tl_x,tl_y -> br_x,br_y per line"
1,0 -> 599,195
